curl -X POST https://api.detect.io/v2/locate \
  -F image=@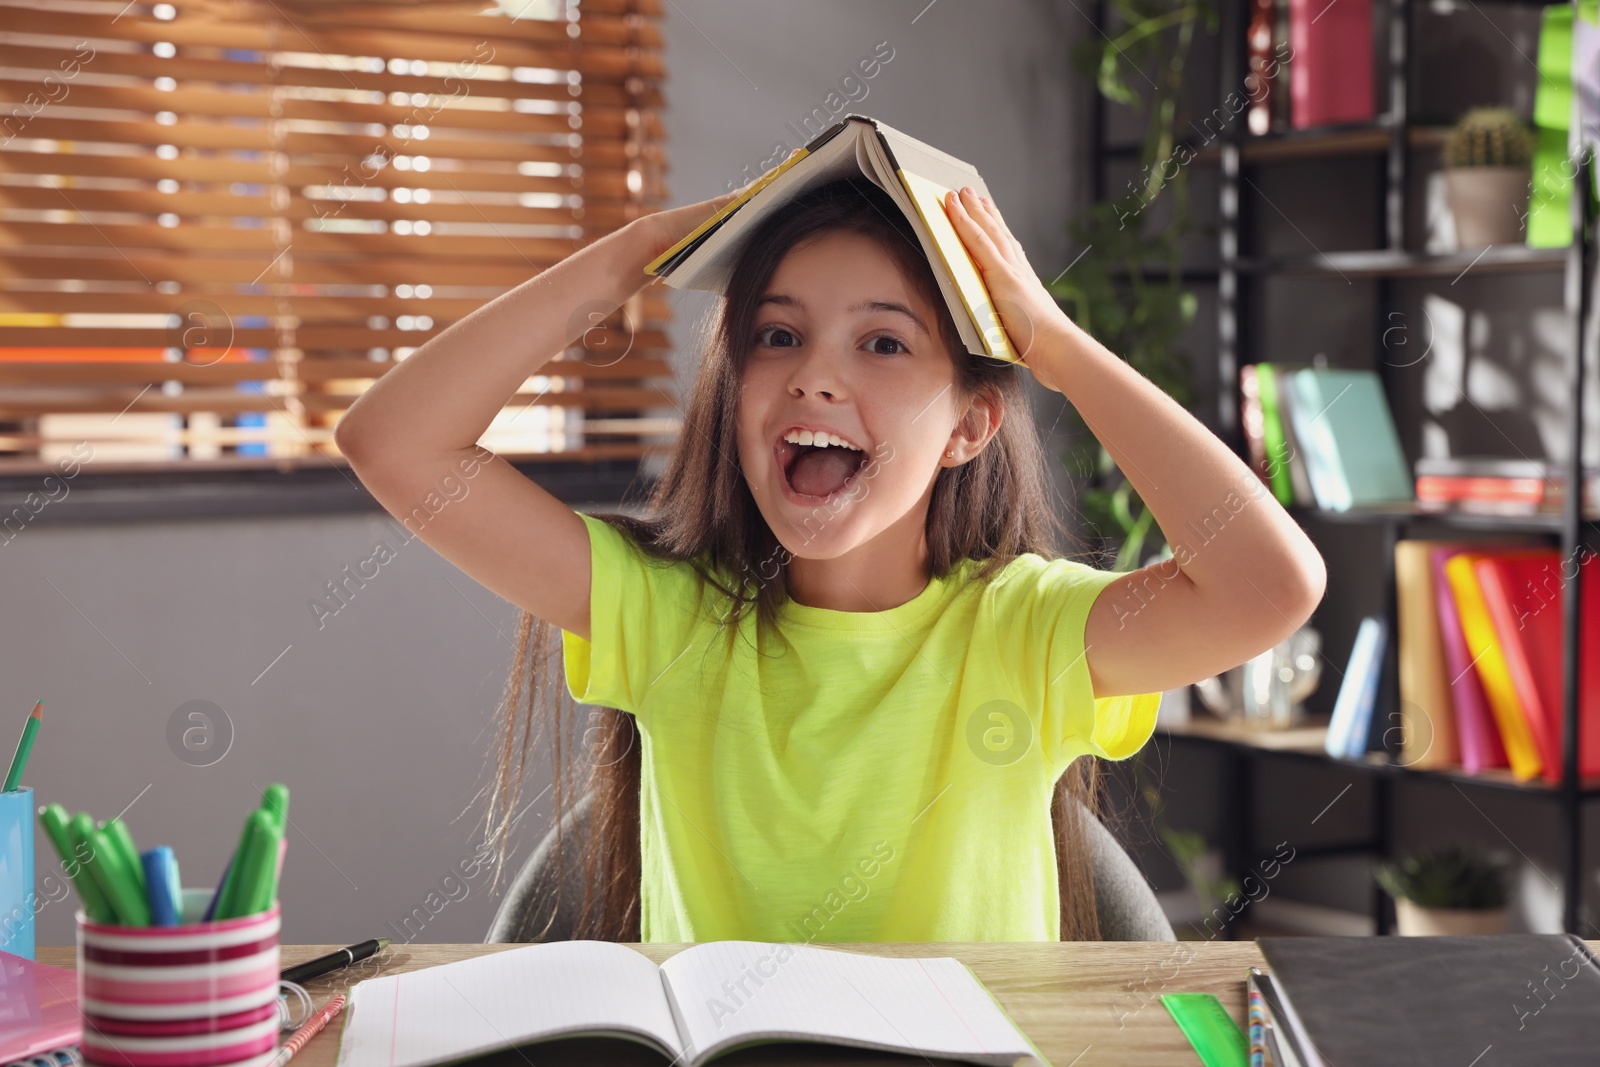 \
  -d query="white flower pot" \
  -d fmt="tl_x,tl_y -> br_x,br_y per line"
1444,166 -> 1531,248
1394,898 -> 1509,936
